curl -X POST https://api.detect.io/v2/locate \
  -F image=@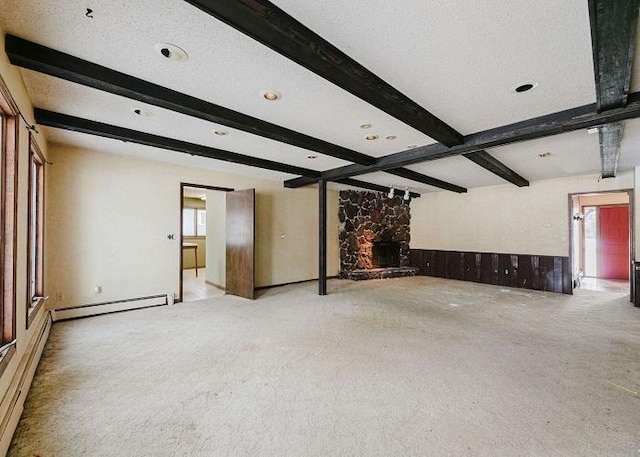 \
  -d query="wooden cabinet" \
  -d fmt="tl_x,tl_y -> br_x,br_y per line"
409,248 -> 571,294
